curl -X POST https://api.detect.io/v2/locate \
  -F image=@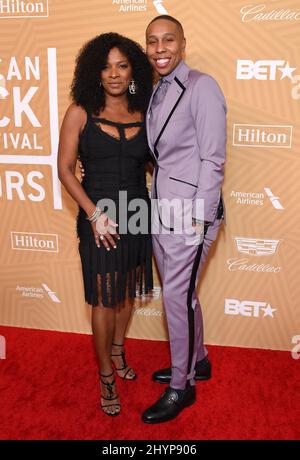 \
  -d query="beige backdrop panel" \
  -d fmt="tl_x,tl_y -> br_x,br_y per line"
0,1 -> 299,351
